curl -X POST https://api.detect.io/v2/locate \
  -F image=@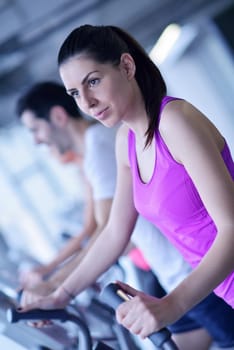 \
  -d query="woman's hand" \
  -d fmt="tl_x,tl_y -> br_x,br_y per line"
19,264 -> 53,289
19,286 -> 70,312
20,280 -> 55,307
18,283 -> 70,327
115,281 -> 181,339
